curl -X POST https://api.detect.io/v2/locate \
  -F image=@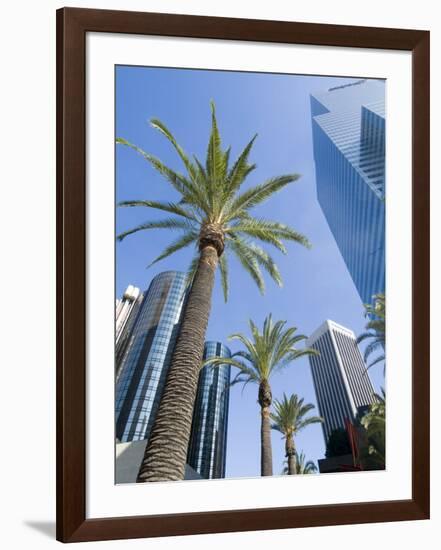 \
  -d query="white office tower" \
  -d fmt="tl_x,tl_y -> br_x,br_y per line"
306,320 -> 376,445
115,285 -> 142,373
